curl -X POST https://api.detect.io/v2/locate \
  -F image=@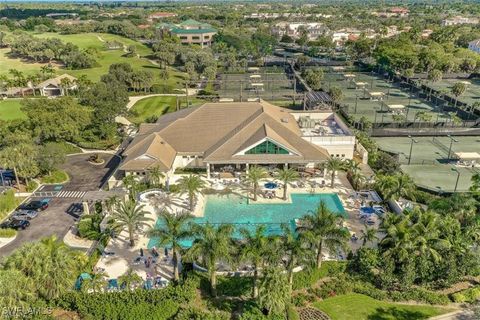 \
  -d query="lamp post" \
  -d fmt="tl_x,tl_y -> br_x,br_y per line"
447,135 -> 459,160
408,135 -> 418,165
451,167 -> 460,192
